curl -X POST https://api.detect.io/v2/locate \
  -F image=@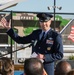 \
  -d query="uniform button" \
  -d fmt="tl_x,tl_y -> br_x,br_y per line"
45,51 -> 47,53
39,47 -> 40,49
